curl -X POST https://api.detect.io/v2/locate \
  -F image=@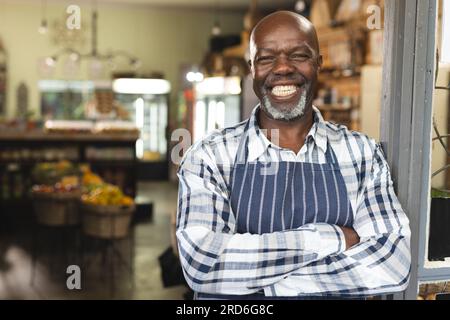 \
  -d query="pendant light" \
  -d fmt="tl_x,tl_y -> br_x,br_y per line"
211,0 -> 221,36
38,0 -> 48,35
43,1 -> 141,78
